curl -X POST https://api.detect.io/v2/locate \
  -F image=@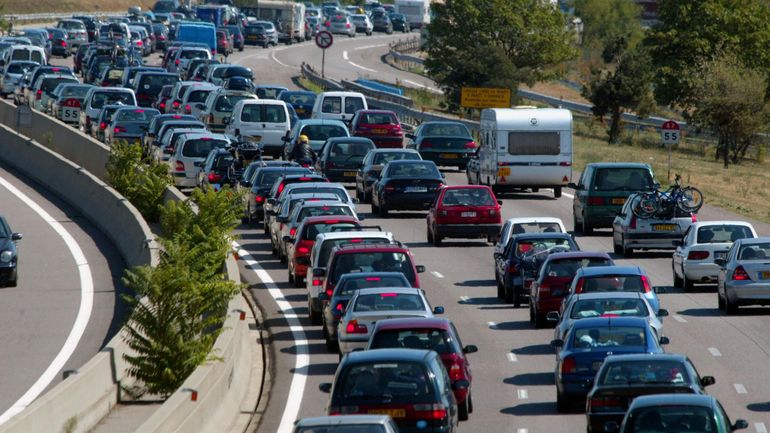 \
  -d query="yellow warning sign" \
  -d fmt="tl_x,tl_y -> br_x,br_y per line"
461,87 -> 512,109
